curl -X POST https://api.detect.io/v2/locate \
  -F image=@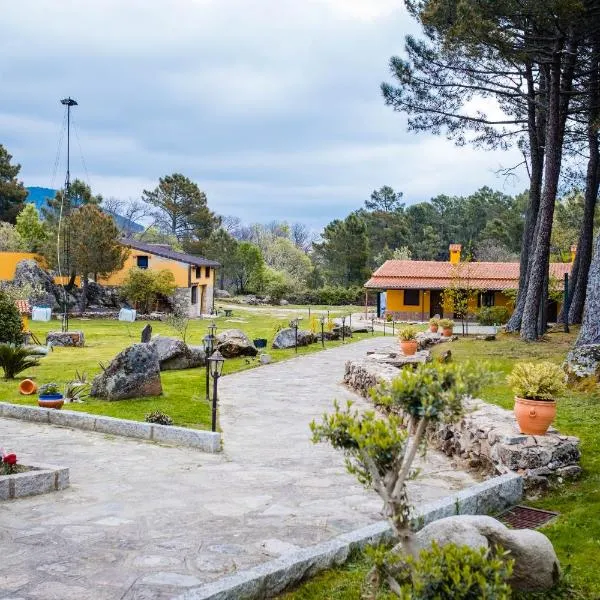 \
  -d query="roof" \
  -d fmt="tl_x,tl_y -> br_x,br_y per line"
121,239 -> 220,268
15,299 -> 31,314
365,260 -> 572,291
